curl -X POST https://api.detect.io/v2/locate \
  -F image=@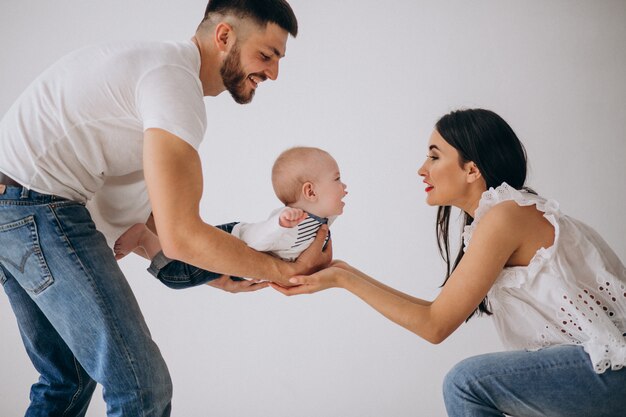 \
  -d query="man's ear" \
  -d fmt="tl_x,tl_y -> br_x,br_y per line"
302,182 -> 317,201
214,22 -> 236,53
465,161 -> 483,184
